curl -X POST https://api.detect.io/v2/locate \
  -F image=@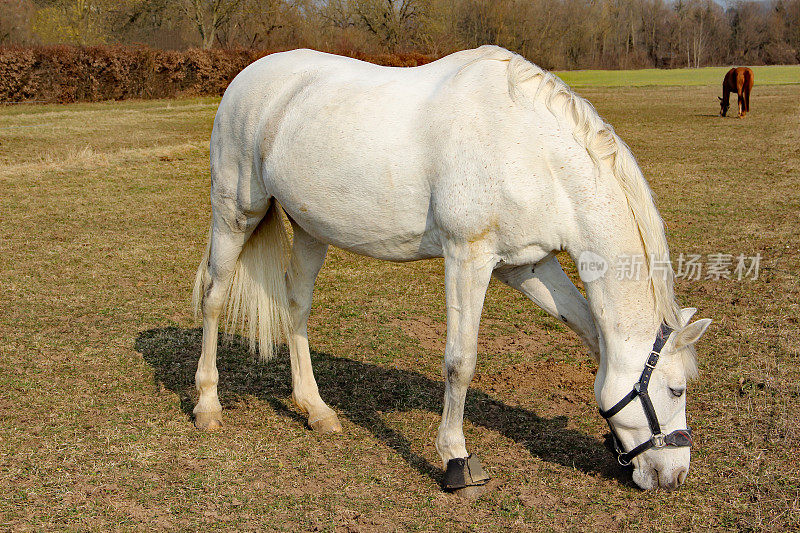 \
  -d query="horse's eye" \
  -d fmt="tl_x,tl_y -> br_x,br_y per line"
670,387 -> 685,398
